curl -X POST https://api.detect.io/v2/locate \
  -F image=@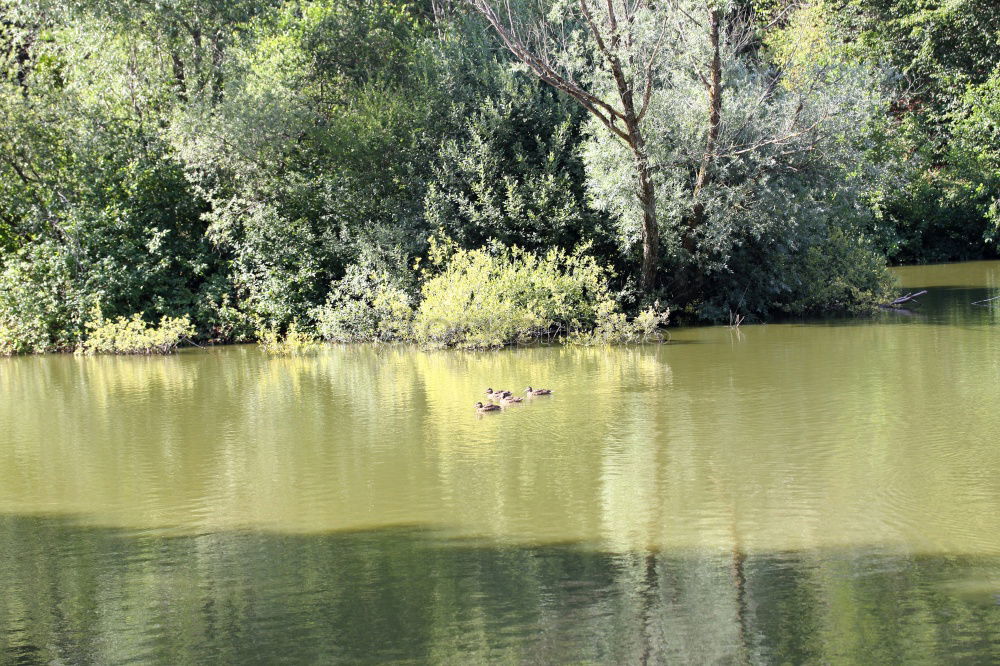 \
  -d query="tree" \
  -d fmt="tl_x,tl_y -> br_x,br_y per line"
423,66 -> 610,254
581,0 -> 893,315
5,0 -> 269,102
0,3 -> 223,351
847,0 -> 1000,261
466,0 -> 672,292
168,0 -> 444,329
